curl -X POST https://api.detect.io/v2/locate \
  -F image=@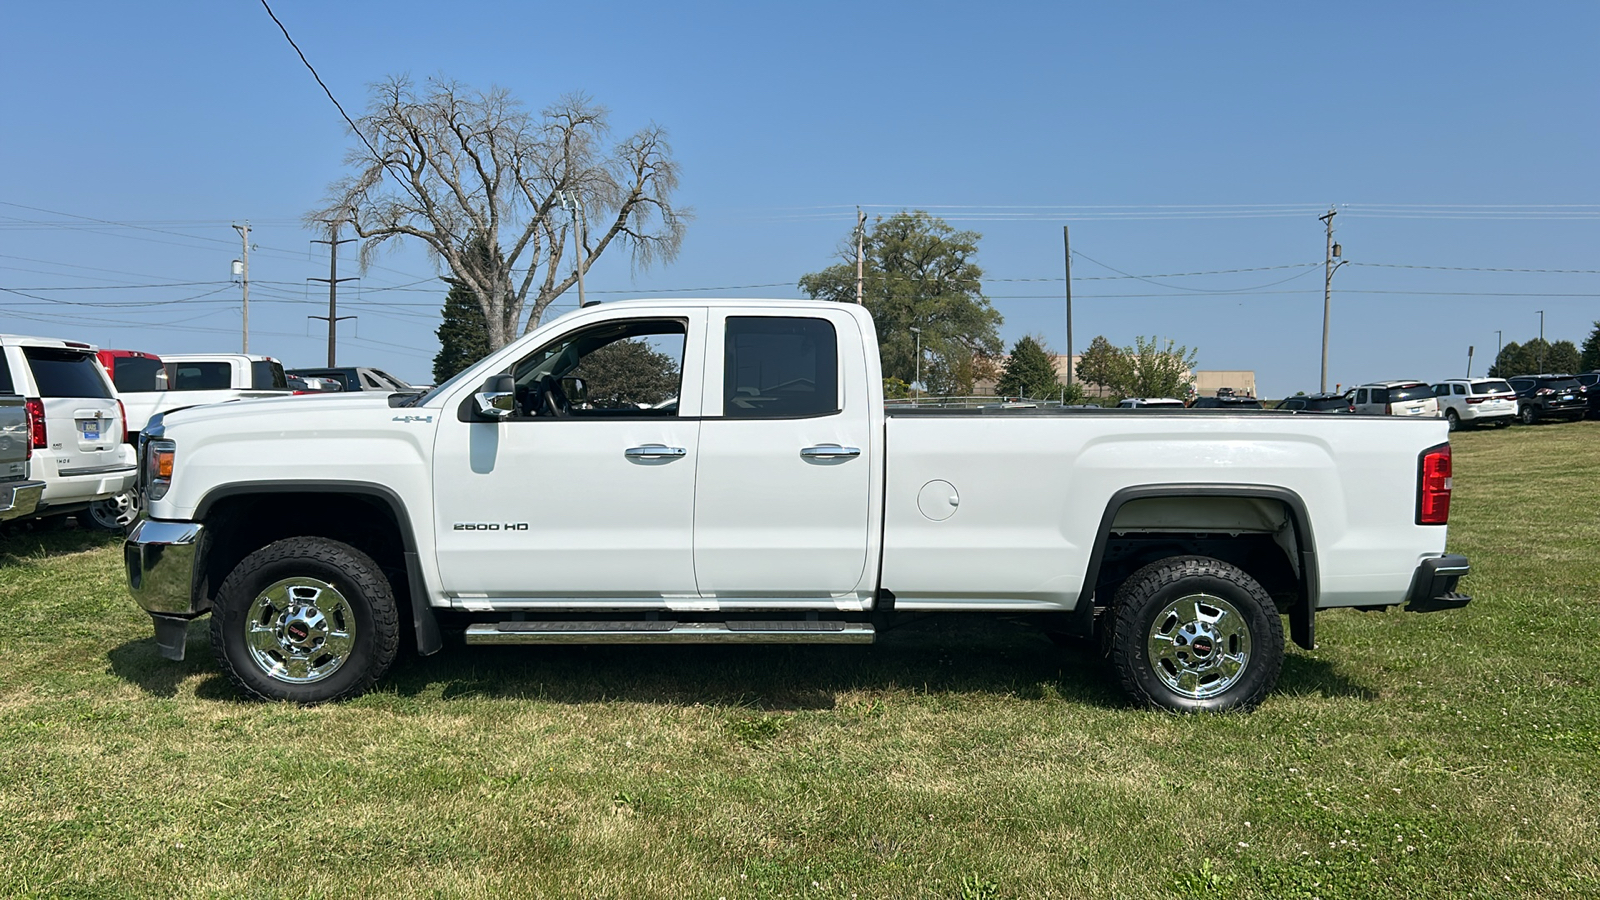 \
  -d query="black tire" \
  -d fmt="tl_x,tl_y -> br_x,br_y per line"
211,537 -> 399,703
1519,404 -> 1538,425
1444,409 -> 1460,432
1495,418 -> 1512,428
1106,555 -> 1284,713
